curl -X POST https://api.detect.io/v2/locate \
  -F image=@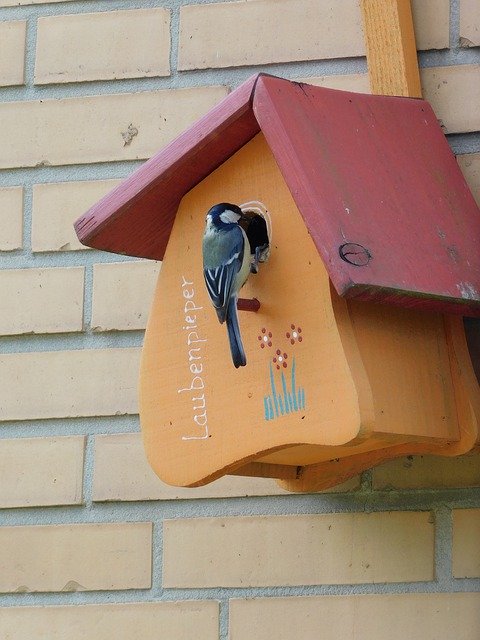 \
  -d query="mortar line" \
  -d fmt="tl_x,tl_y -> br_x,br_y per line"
219,598 -> 229,640
434,505 -> 453,588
